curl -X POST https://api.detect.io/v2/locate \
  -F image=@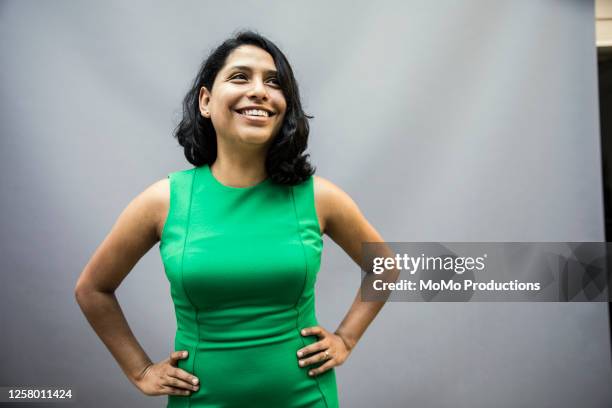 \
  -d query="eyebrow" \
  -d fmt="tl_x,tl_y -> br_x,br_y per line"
226,65 -> 278,75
